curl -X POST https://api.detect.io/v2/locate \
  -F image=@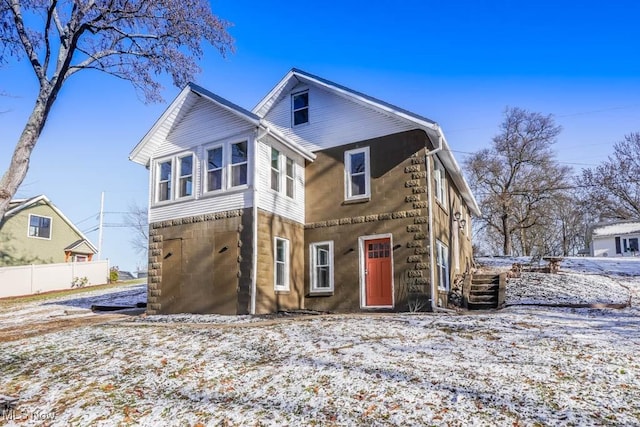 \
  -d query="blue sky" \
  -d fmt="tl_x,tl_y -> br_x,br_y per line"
2,0 -> 640,272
